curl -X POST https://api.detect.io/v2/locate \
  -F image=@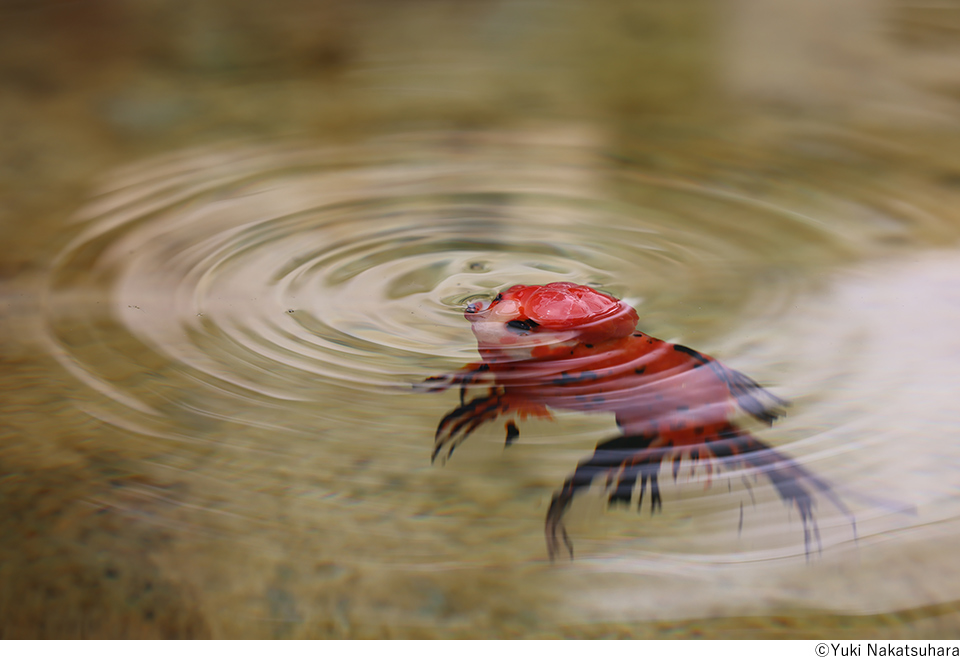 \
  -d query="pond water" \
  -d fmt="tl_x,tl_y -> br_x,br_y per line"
4,0 -> 960,639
